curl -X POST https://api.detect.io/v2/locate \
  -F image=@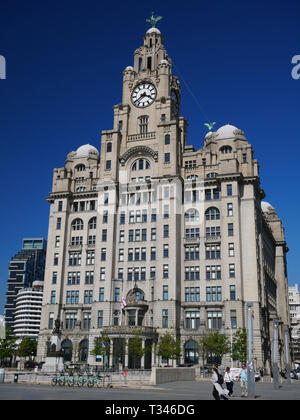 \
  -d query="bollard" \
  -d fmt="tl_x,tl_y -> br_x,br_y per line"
0,369 -> 5,383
